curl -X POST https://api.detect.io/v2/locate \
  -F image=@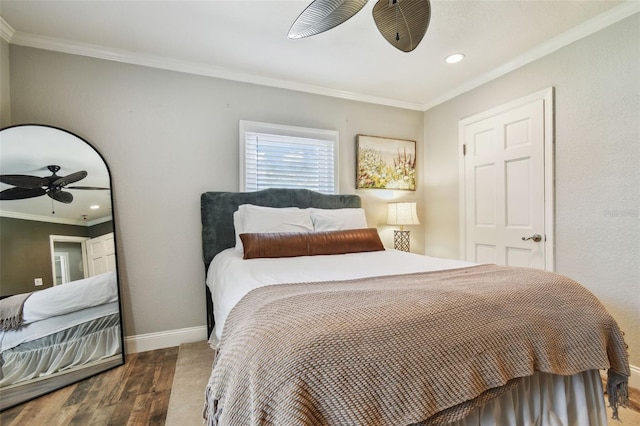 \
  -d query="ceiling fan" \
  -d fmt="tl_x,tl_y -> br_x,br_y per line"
288,0 -> 431,53
0,165 -> 109,204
